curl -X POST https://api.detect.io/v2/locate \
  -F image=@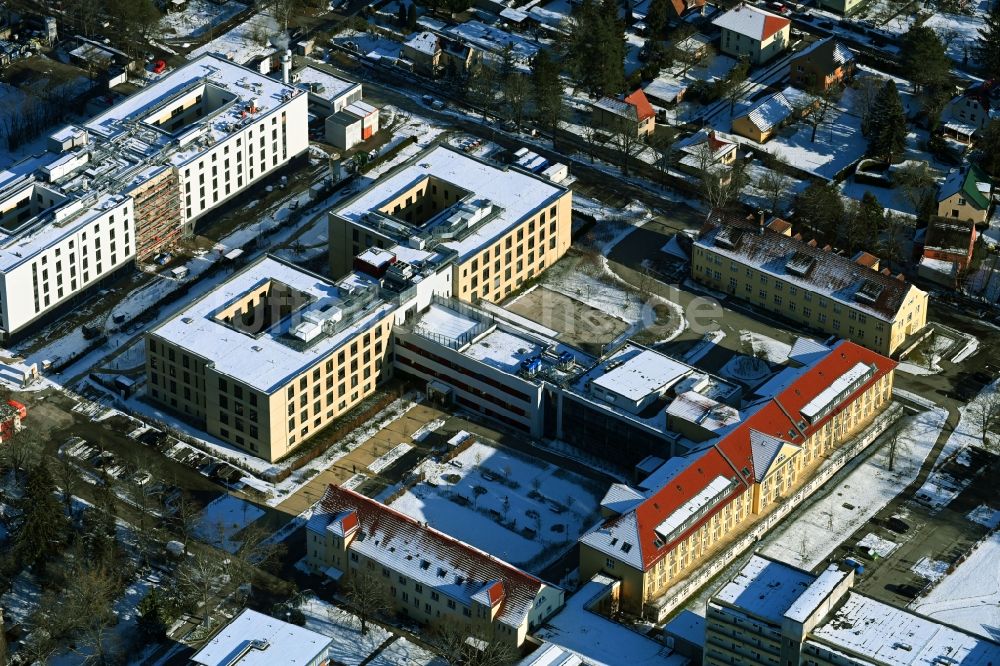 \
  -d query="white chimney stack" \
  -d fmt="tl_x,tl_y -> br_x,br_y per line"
281,49 -> 292,85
